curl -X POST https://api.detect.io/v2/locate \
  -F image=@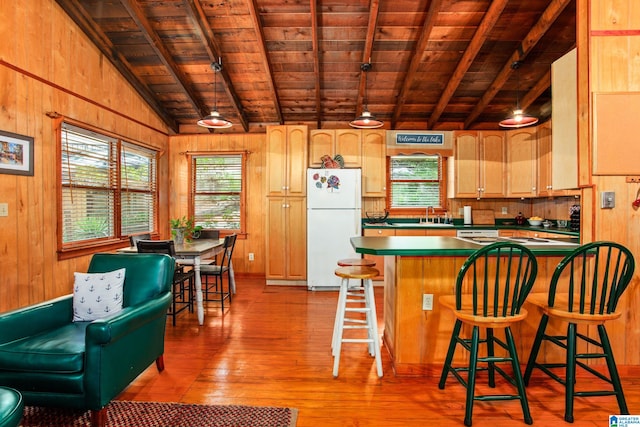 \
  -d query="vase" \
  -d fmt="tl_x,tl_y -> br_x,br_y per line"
172,228 -> 185,245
